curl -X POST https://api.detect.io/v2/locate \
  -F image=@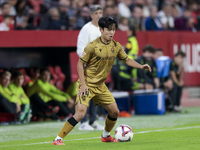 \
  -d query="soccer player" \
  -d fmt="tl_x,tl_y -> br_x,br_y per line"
52,16 -> 151,145
76,4 -> 104,130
